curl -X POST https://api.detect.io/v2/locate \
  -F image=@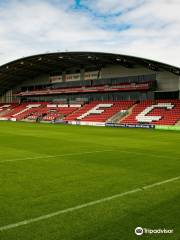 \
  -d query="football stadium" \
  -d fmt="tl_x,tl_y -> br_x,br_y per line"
0,51 -> 180,239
